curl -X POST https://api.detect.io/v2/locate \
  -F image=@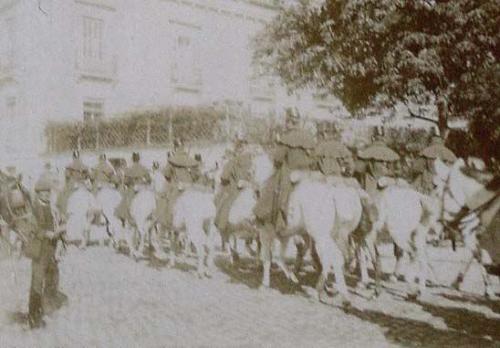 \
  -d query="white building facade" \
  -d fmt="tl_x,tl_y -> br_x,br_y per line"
0,0 -> 346,160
